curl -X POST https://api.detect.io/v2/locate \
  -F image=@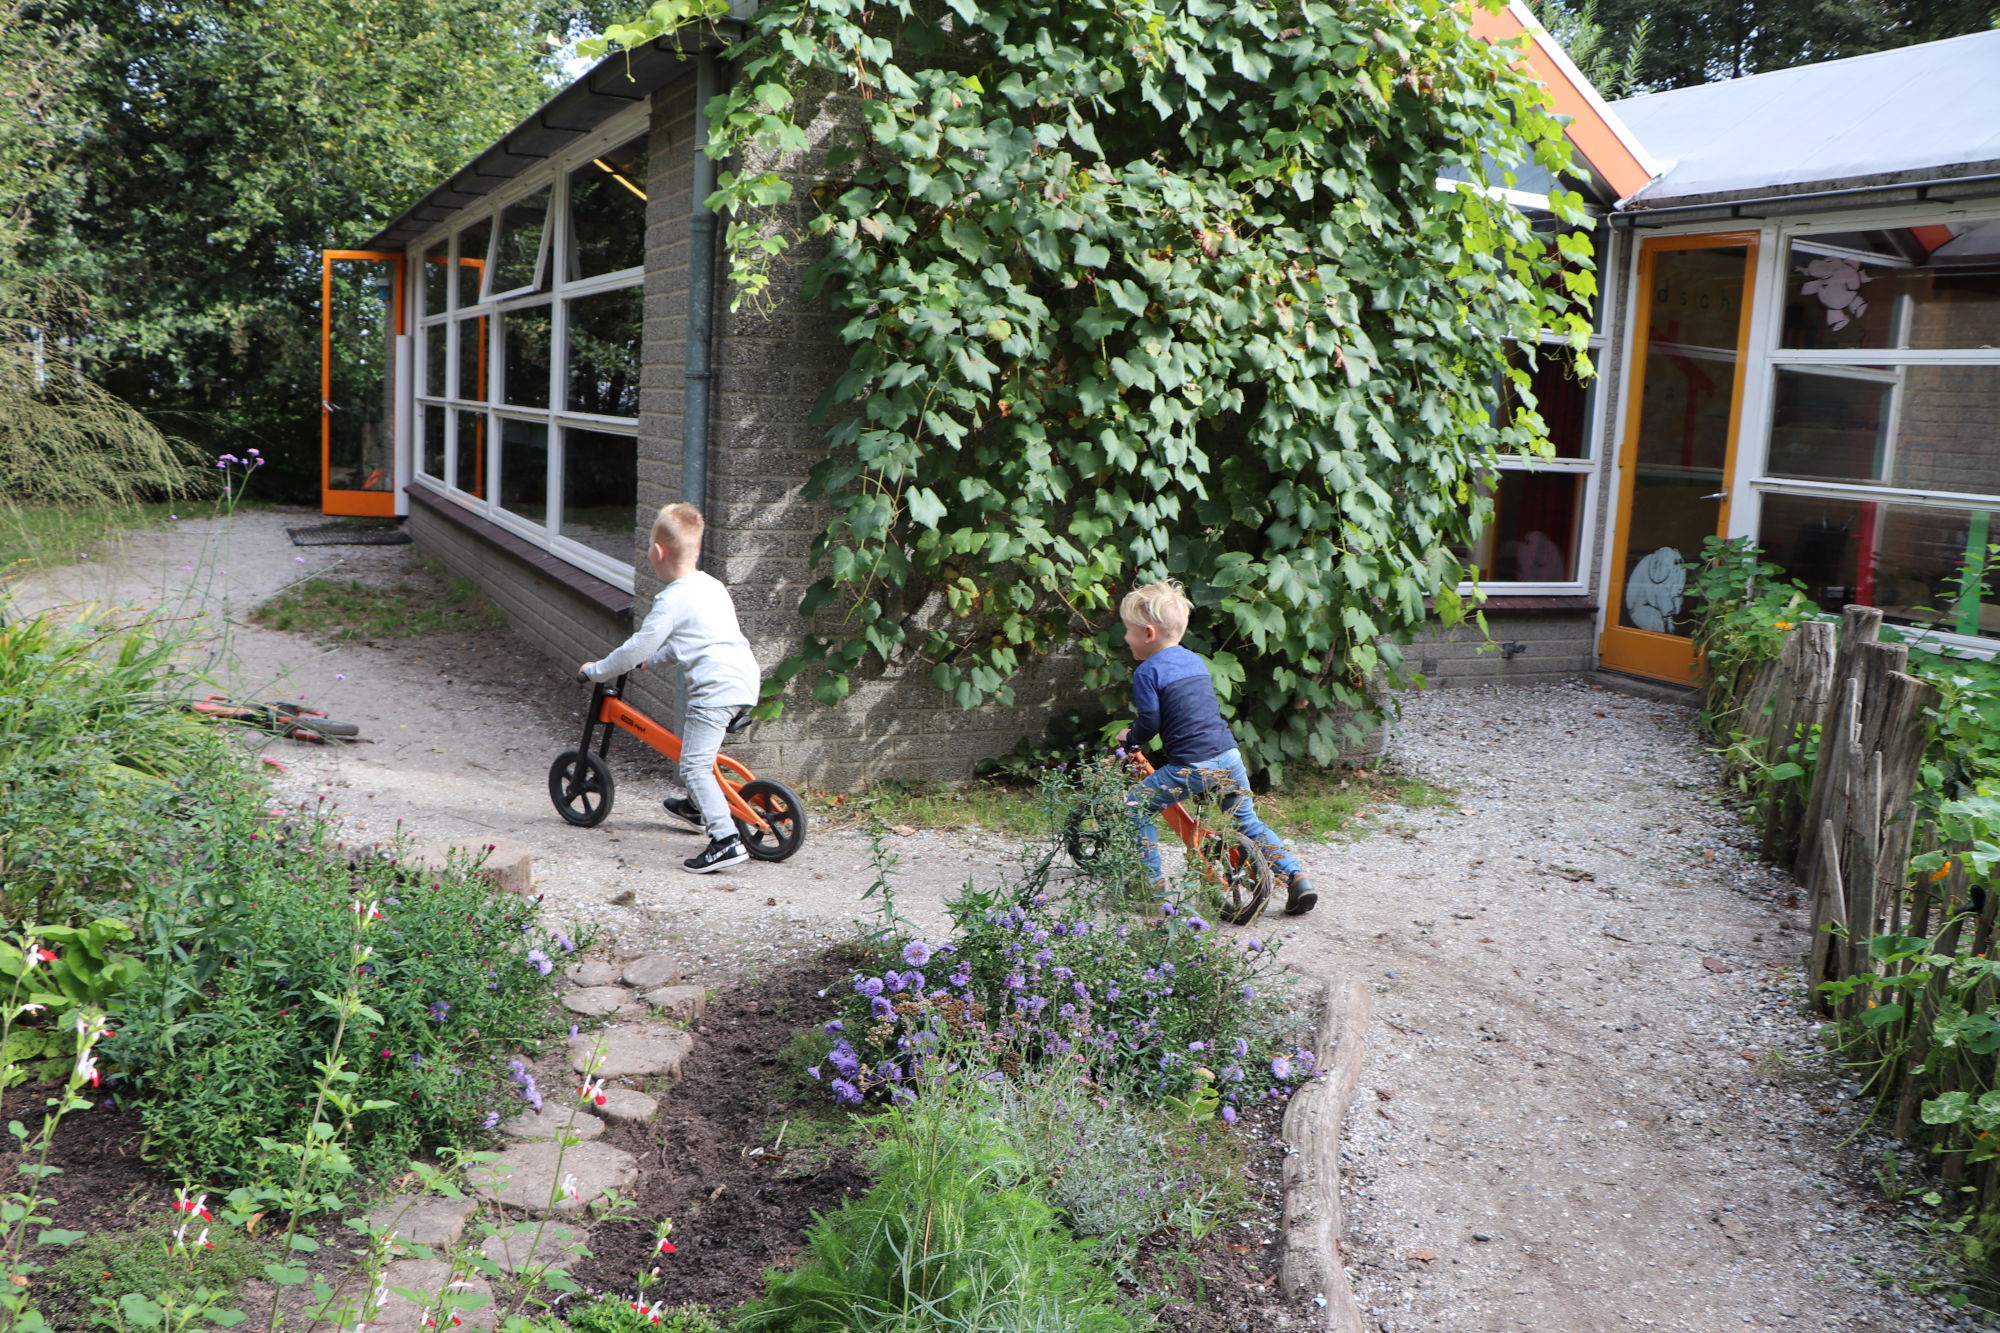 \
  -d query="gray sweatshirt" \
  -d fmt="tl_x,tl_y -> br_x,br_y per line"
582,570 -> 760,707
